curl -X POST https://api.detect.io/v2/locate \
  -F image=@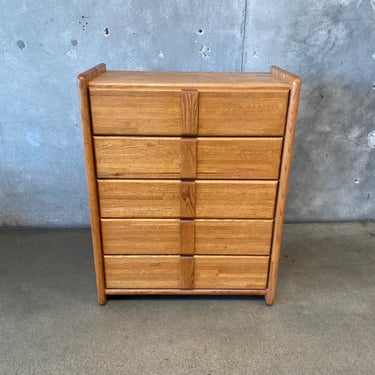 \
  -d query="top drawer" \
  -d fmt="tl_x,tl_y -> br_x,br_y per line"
89,89 -> 289,136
